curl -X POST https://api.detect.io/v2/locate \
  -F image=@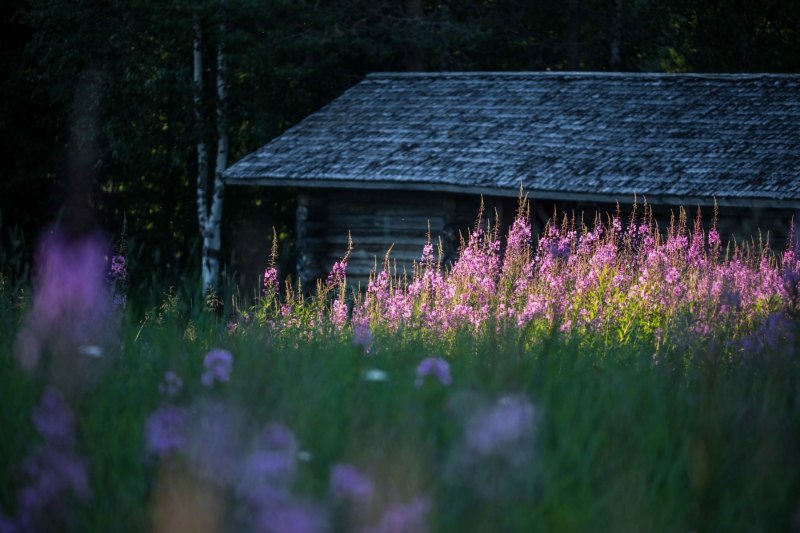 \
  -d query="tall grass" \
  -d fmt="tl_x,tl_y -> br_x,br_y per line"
1,199 -> 798,532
